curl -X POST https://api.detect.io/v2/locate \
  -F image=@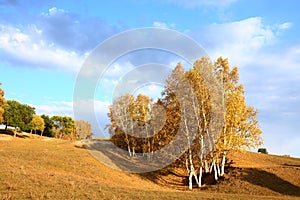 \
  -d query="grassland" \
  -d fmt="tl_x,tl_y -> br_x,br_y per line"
0,133 -> 299,199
